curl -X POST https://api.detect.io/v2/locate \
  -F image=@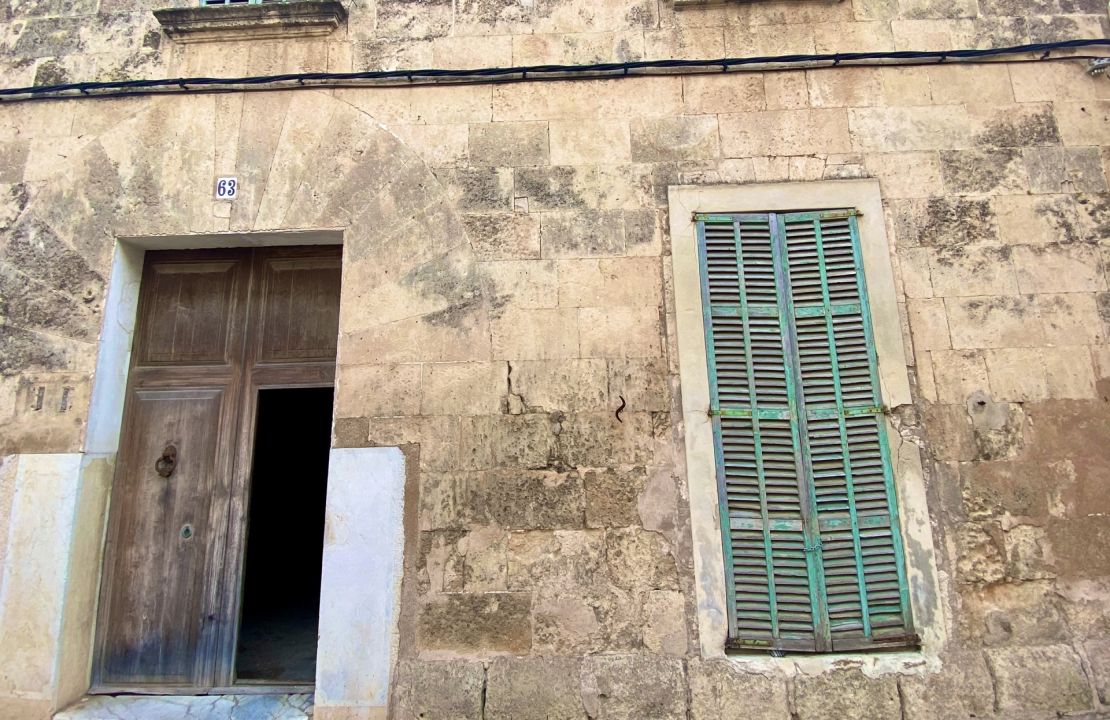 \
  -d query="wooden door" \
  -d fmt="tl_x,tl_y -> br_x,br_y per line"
92,246 -> 341,692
